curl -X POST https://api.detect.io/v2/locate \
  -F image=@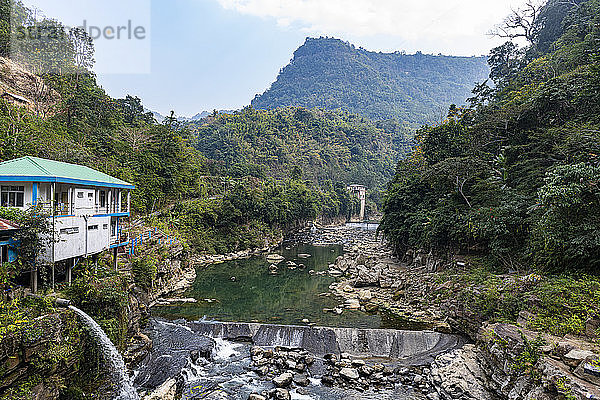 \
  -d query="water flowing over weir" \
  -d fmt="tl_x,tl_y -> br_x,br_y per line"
187,320 -> 464,365
69,306 -> 139,400
135,319 -> 465,400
